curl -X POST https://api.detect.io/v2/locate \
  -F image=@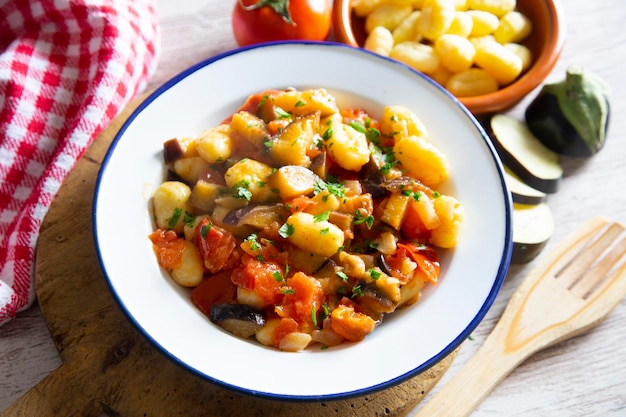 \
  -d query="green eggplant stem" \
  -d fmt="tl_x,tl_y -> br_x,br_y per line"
543,65 -> 610,154
238,0 -> 295,26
